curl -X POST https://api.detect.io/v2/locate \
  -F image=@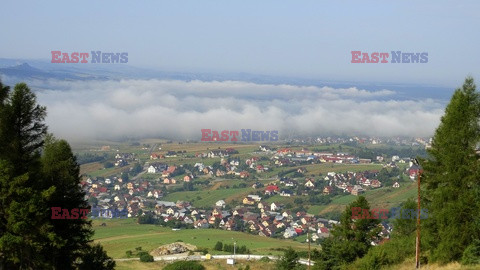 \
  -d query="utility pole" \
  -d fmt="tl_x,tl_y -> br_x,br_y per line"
413,158 -> 421,269
307,231 -> 311,270
234,240 -> 236,260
